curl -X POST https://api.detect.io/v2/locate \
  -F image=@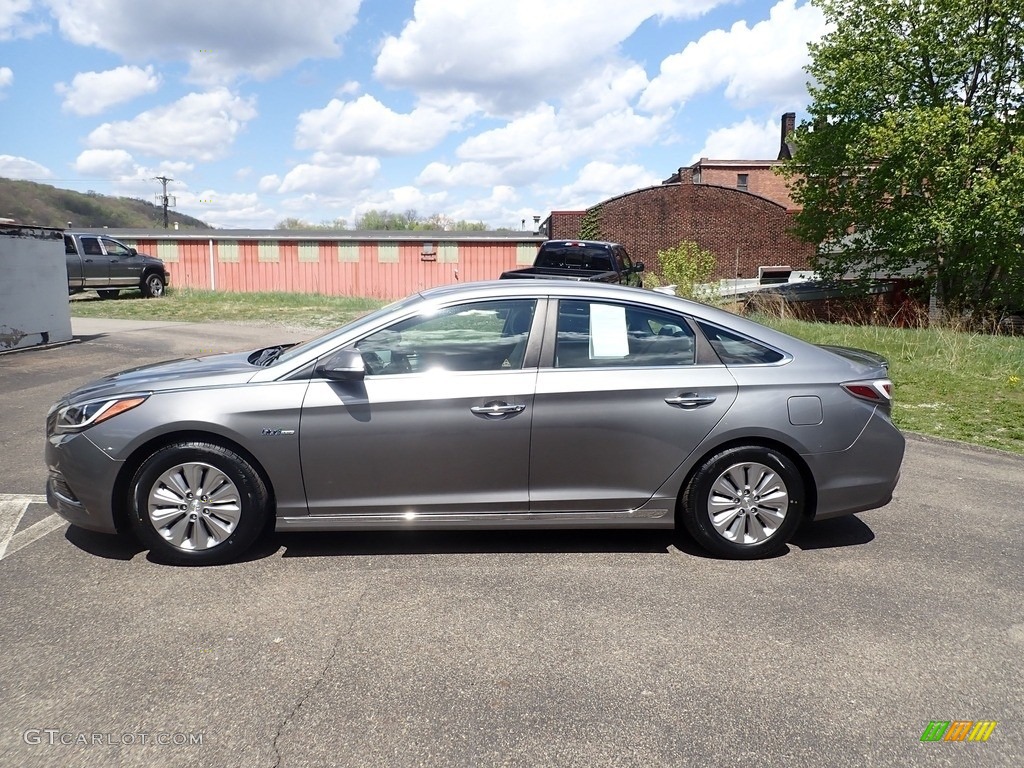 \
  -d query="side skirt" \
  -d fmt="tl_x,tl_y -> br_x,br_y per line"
277,508 -> 674,532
